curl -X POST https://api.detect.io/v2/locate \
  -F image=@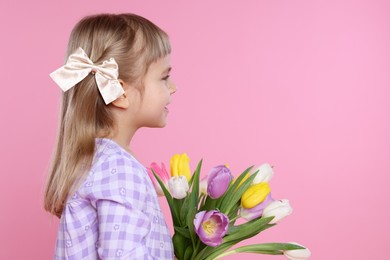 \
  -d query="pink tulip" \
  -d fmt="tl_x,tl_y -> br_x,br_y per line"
194,210 -> 229,247
147,162 -> 170,196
